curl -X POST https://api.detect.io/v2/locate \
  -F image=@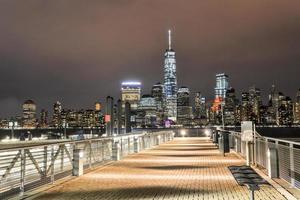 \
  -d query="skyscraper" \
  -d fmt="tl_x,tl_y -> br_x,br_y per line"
249,86 -> 262,123
177,87 -> 192,125
151,82 -> 164,124
39,109 -> 48,128
121,81 -> 141,111
163,30 -> 177,122
293,89 -> 300,124
224,87 -> 237,125
52,101 -> 62,128
22,100 -> 37,128
215,73 -> 229,99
